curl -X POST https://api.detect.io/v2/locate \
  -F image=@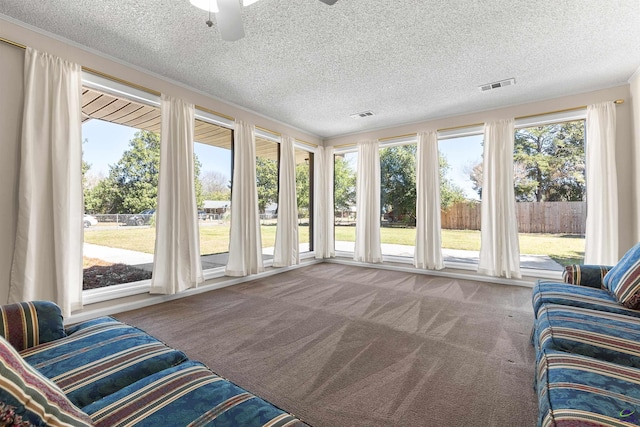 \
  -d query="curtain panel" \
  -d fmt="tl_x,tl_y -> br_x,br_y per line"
150,94 -> 203,294
225,120 -> 263,276
478,120 -> 521,279
273,135 -> 299,267
584,102 -> 619,264
414,131 -> 444,270
354,140 -> 382,263
314,146 -> 335,259
10,48 -> 83,317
